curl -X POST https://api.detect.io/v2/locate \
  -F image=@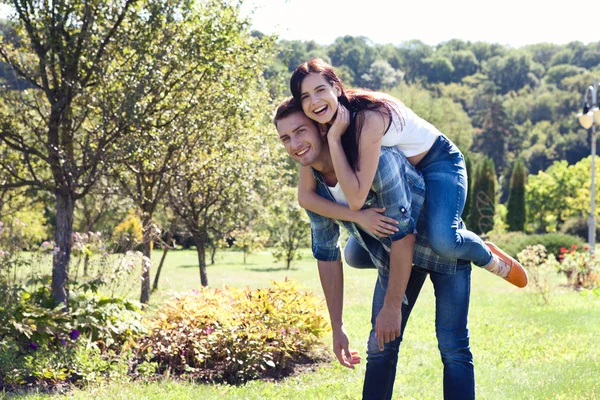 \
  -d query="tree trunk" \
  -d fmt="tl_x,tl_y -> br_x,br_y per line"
52,192 -> 75,308
153,231 -> 173,291
83,252 -> 90,276
194,235 -> 208,287
243,249 -> 247,265
140,213 -> 153,304
210,243 -> 217,265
